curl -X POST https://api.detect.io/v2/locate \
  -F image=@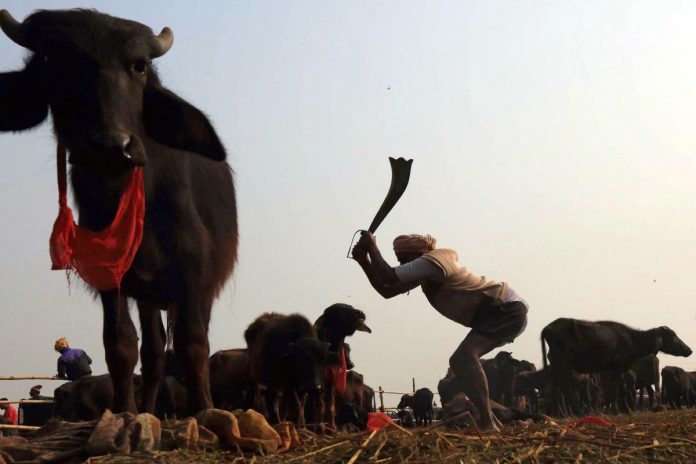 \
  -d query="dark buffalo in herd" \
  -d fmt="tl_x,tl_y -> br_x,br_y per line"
1,8 -> 238,417
396,388 -> 434,426
482,351 -> 536,407
632,355 -> 660,410
208,349 -> 252,411
661,366 -> 696,409
542,318 -> 691,415
249,313 -> 333,425
312,304 -> 371,429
